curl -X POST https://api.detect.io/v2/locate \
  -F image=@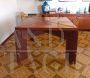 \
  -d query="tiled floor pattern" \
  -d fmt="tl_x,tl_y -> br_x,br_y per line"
0,31 -> 90,78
